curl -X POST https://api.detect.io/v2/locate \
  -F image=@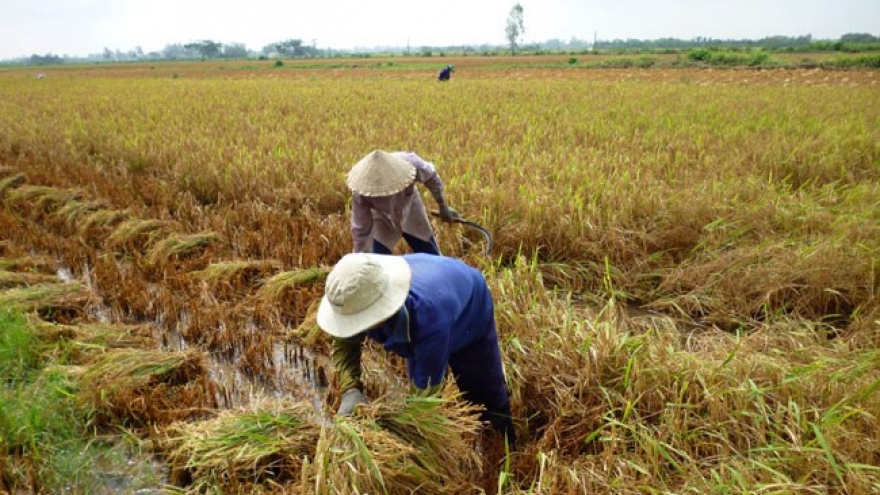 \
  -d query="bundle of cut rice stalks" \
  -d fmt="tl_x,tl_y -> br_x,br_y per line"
251,266 -> 328,328
28,316 -> 157,363
0,281 -> 96,322
160,399 -> 323,492
306,395 -> 484,495
160,394 -> 484,495
0,269 -> 58,289
78,348 -> 217,428
191,259 -> 283,299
